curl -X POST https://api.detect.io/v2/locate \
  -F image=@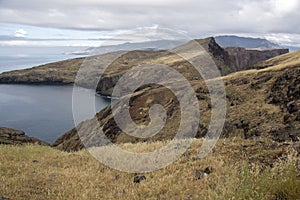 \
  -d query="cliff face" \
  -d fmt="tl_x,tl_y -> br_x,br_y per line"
53,51 -> 300,152
0,127 -> 48,145
225,47 -> 289,71
95,38 -> 288,97
193,37 -> 233,74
